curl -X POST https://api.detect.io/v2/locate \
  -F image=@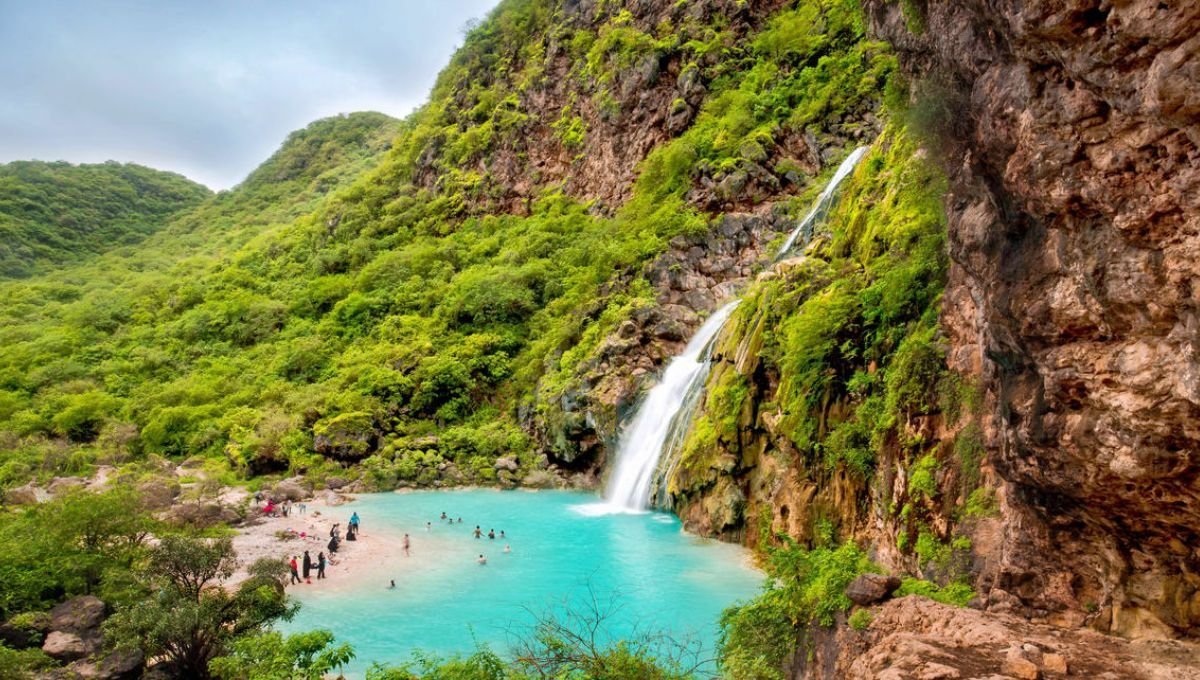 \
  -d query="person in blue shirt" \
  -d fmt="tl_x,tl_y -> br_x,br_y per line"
350,512 -> 360,530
